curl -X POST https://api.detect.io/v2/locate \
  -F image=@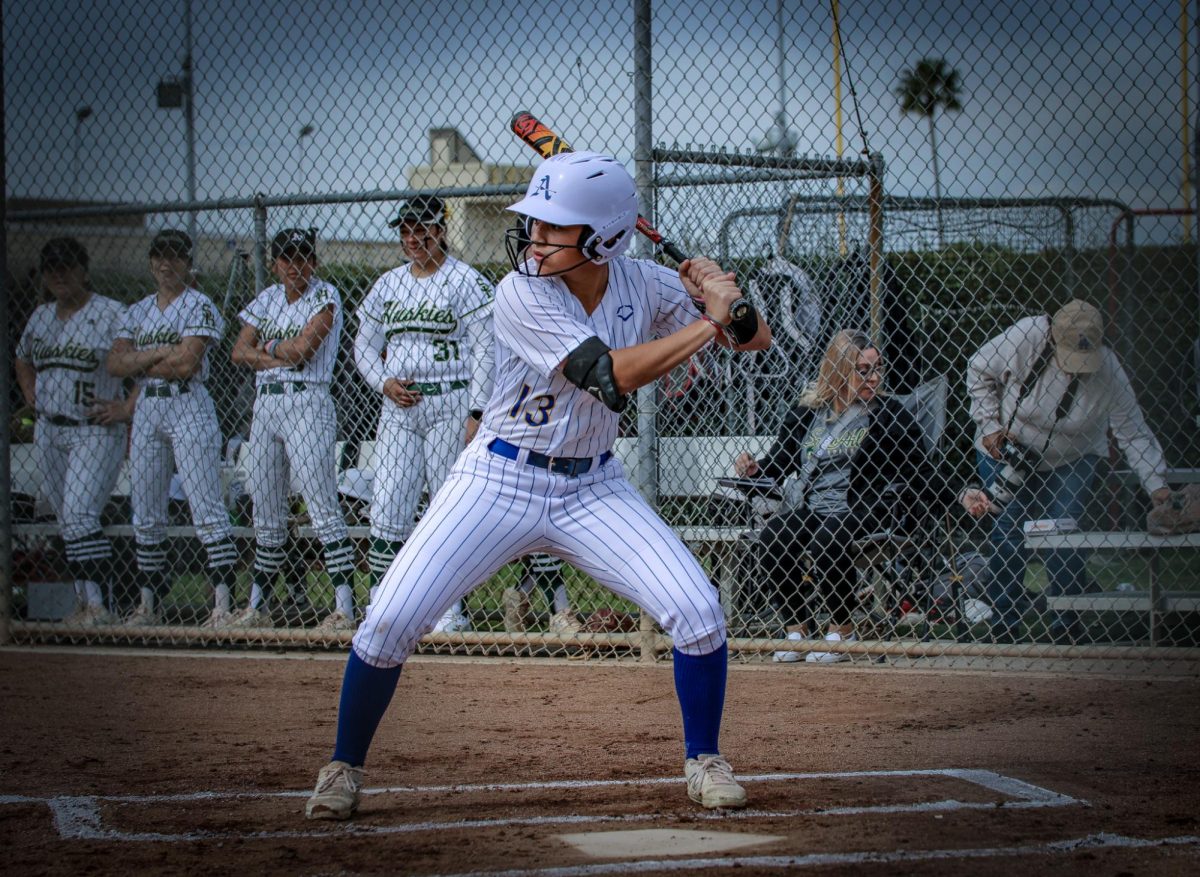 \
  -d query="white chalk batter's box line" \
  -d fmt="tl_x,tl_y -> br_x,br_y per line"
2,767 -> 1081,845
